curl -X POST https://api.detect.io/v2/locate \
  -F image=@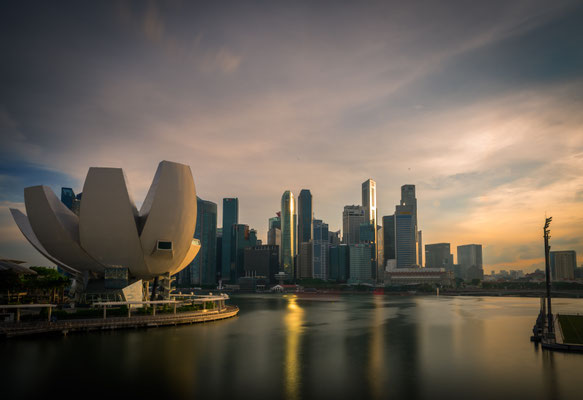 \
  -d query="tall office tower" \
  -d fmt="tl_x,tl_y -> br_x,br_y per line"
196,197 -> 218,285
342,205 -> 365,245
418,230 -> 423,267
348,244 -> 374,284
395,213 -> 416,267
232,224 -> 257,281
61,187 -> 76,210
71,193 -> 82,216
329,245 -> 349,281
267,213 -> 282,247
359,223 -> 375,243
425,243 -> 453,269
376,226 -> 384,281
362,179 -> 378,272
550,250 -> 577,280
395,184 -> 420,267
313,219 -> 329,279
298,242 -> 313,278
362,179 -> 377,233
179,197 -> 218,287
382,215 -> 396,266
359,223 -> 376,279
329,230 -> 341,246
216,228 -> 222,283
268,214 -> 281,231
362,179 -> 377,221
457,244 -> 483,280
281,191 -> 296,278
221,198 -> 238,282
298,190 -> 313,244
